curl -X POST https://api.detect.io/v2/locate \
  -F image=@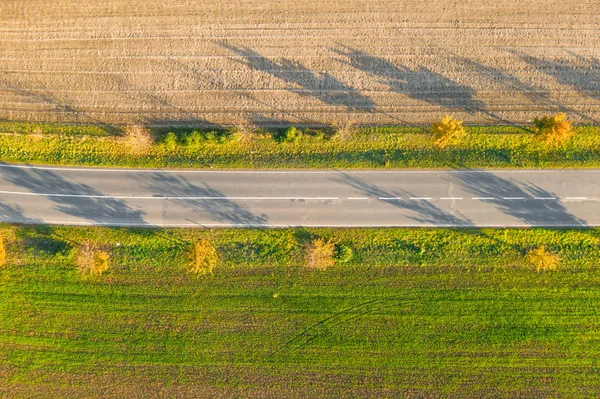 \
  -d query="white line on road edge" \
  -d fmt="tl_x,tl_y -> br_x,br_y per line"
534,197 -> 557,200
410,197 -> 432,200
0,190 -> 338,201
503,197 -> 525,200
440,197 -> 463,200
379,197 -> 402,200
